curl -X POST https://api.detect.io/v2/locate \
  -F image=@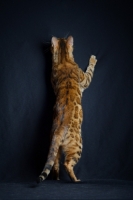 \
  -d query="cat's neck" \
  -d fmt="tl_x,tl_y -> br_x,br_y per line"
53,55 -> 75,65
